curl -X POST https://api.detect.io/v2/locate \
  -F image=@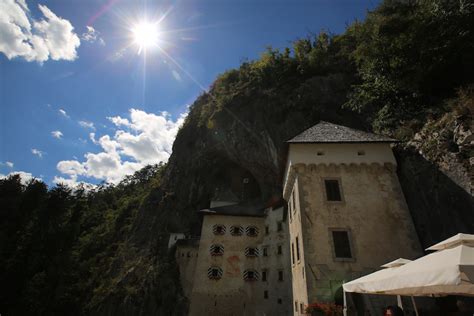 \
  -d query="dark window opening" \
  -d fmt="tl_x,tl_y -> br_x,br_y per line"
300,303 -> 304,313
302,266 -> 305,279
213,224 -> 226,235
277,298 -> 282,304
264,290 -> 268,299
291,243 -> 295,264
263,247 -> 268,257
265,225 -> 269,235
245,247 -> 259,257
295,301 -> 298,312
262,270 -> 267,281
357,150 -> 365,156
317,151 -> 324,156
246,226 -> 258,237
277,245 -> 282,255
332,231 -> 353,259
230,225 -> 243,236
296,236 -> 300,261
277,221 -> 283,232
278,270 -> 283,281
325,179 -> 342,201
243,269 -> 259,281
210,244 -> 224,256
208,267 -> 223,280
